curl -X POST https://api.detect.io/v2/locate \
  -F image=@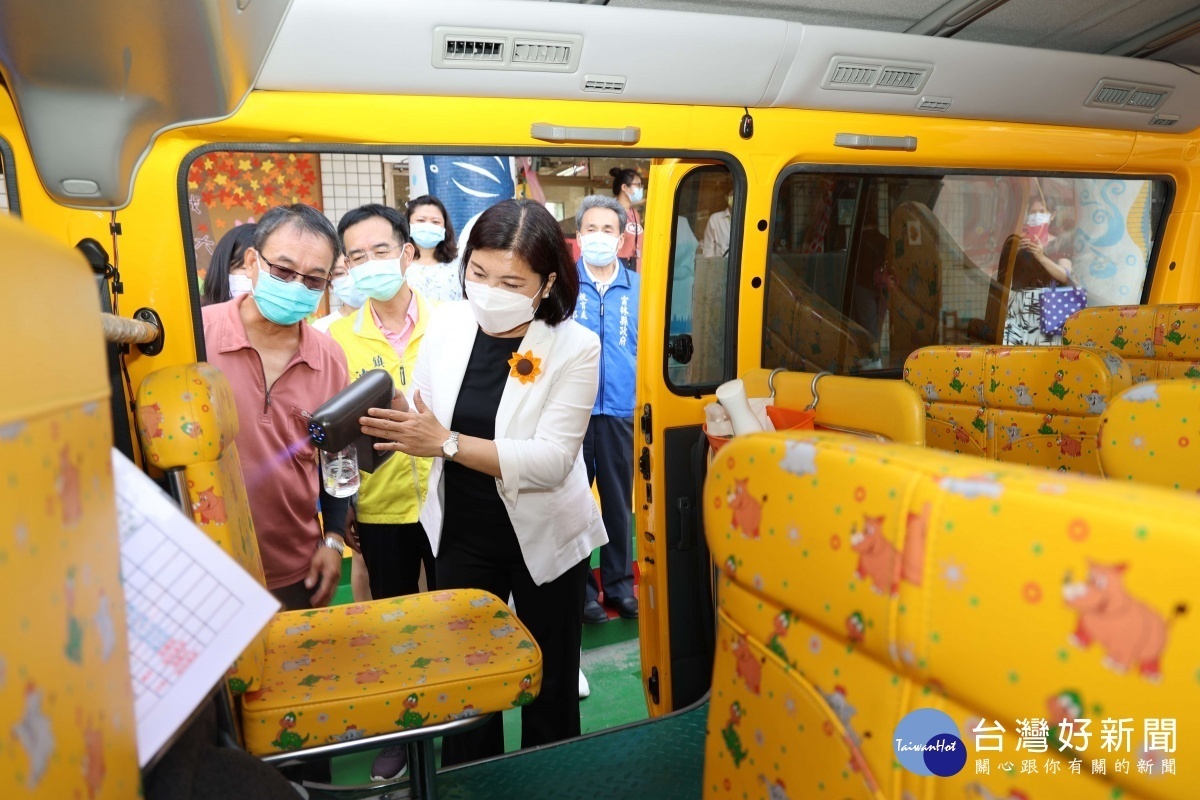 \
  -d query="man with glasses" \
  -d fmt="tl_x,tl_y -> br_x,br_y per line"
329,204 -> 433,782
202,203 -> 351,611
